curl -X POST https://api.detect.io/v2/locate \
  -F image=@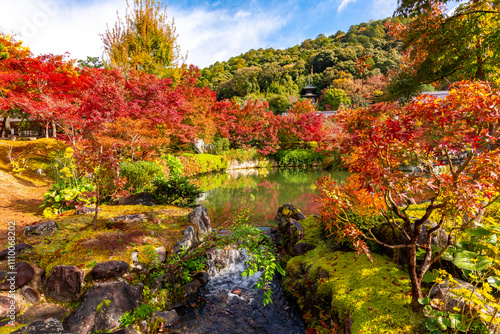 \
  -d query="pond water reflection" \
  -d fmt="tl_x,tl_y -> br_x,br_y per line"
192,168 -> 349,227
